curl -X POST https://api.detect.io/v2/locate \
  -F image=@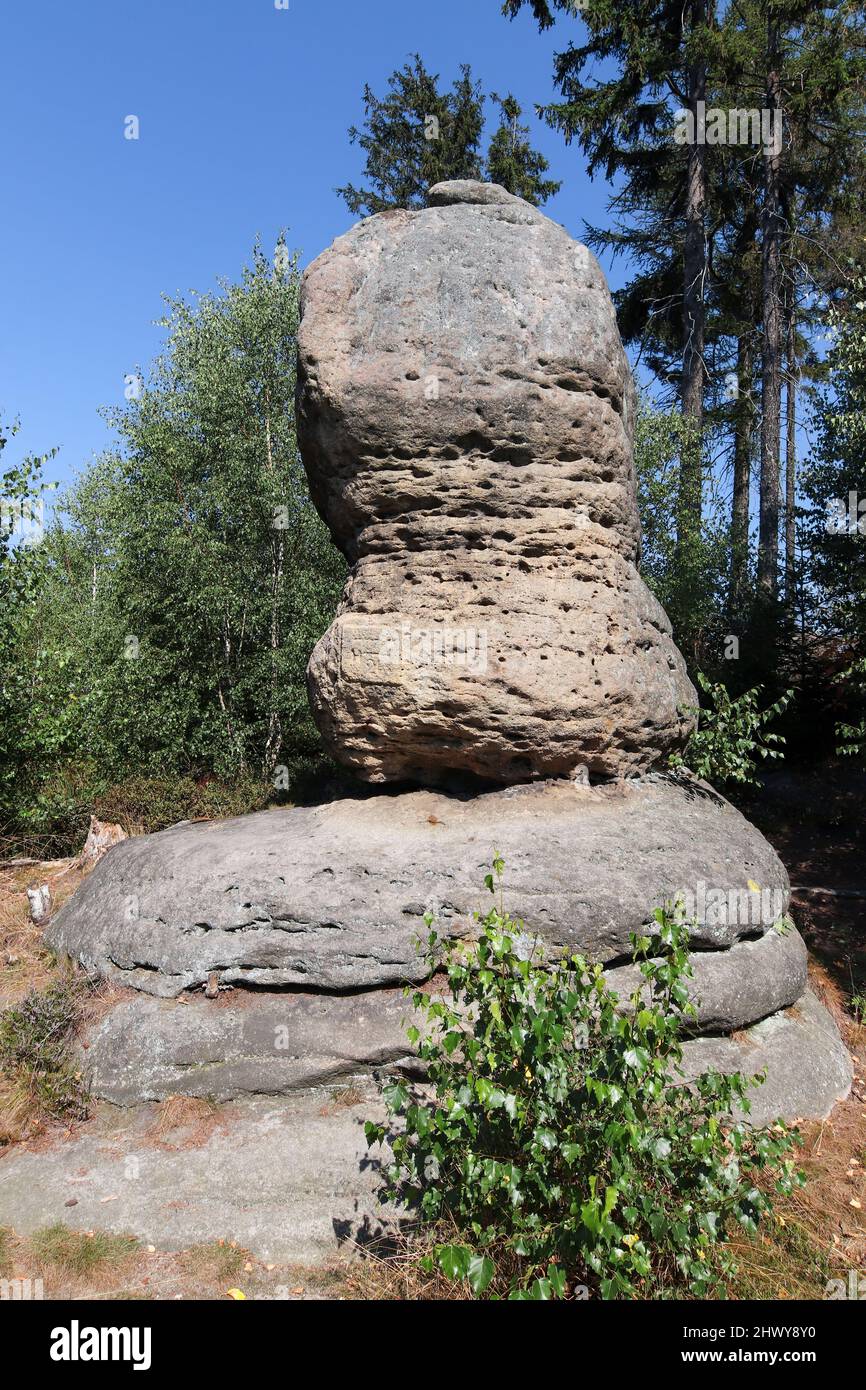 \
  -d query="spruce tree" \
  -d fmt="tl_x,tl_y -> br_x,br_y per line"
503,0 -> 866,625
337,56 -> 559,215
